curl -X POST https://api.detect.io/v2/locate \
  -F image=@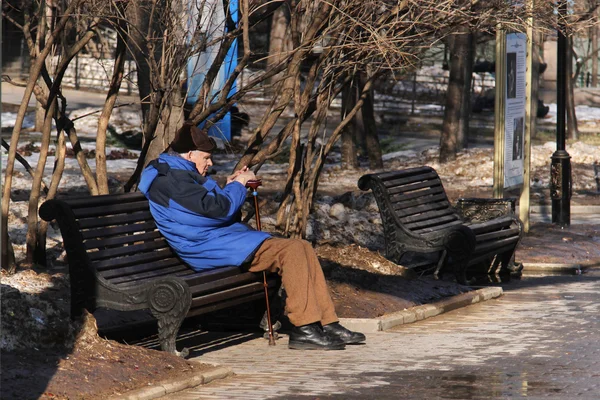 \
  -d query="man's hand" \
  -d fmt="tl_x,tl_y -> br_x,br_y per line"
227,166 -> 247,184
227,166 -> 256,186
